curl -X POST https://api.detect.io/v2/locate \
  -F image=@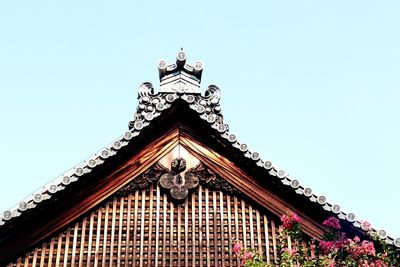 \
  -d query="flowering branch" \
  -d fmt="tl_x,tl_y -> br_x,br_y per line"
232,211 -> 400,266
